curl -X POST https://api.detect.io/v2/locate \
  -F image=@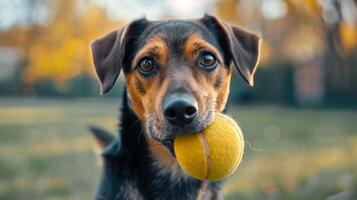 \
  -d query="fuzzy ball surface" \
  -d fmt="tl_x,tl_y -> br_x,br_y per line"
174,114 -> 244,181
